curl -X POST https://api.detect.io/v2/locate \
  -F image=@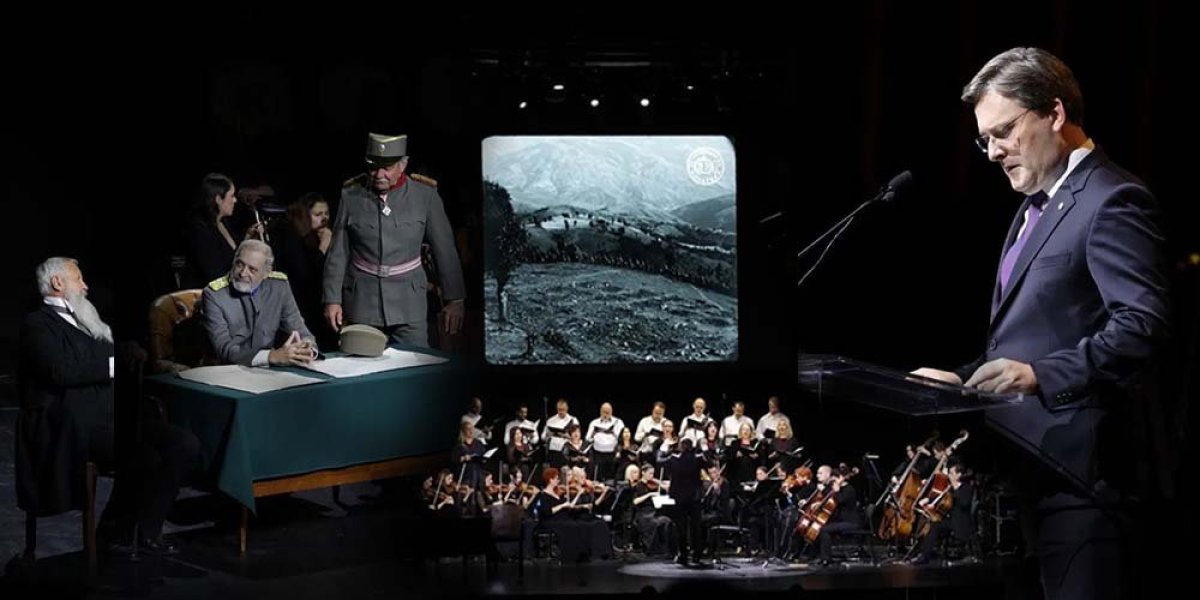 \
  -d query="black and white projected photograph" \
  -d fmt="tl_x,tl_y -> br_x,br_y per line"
482,136 -> 737,365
